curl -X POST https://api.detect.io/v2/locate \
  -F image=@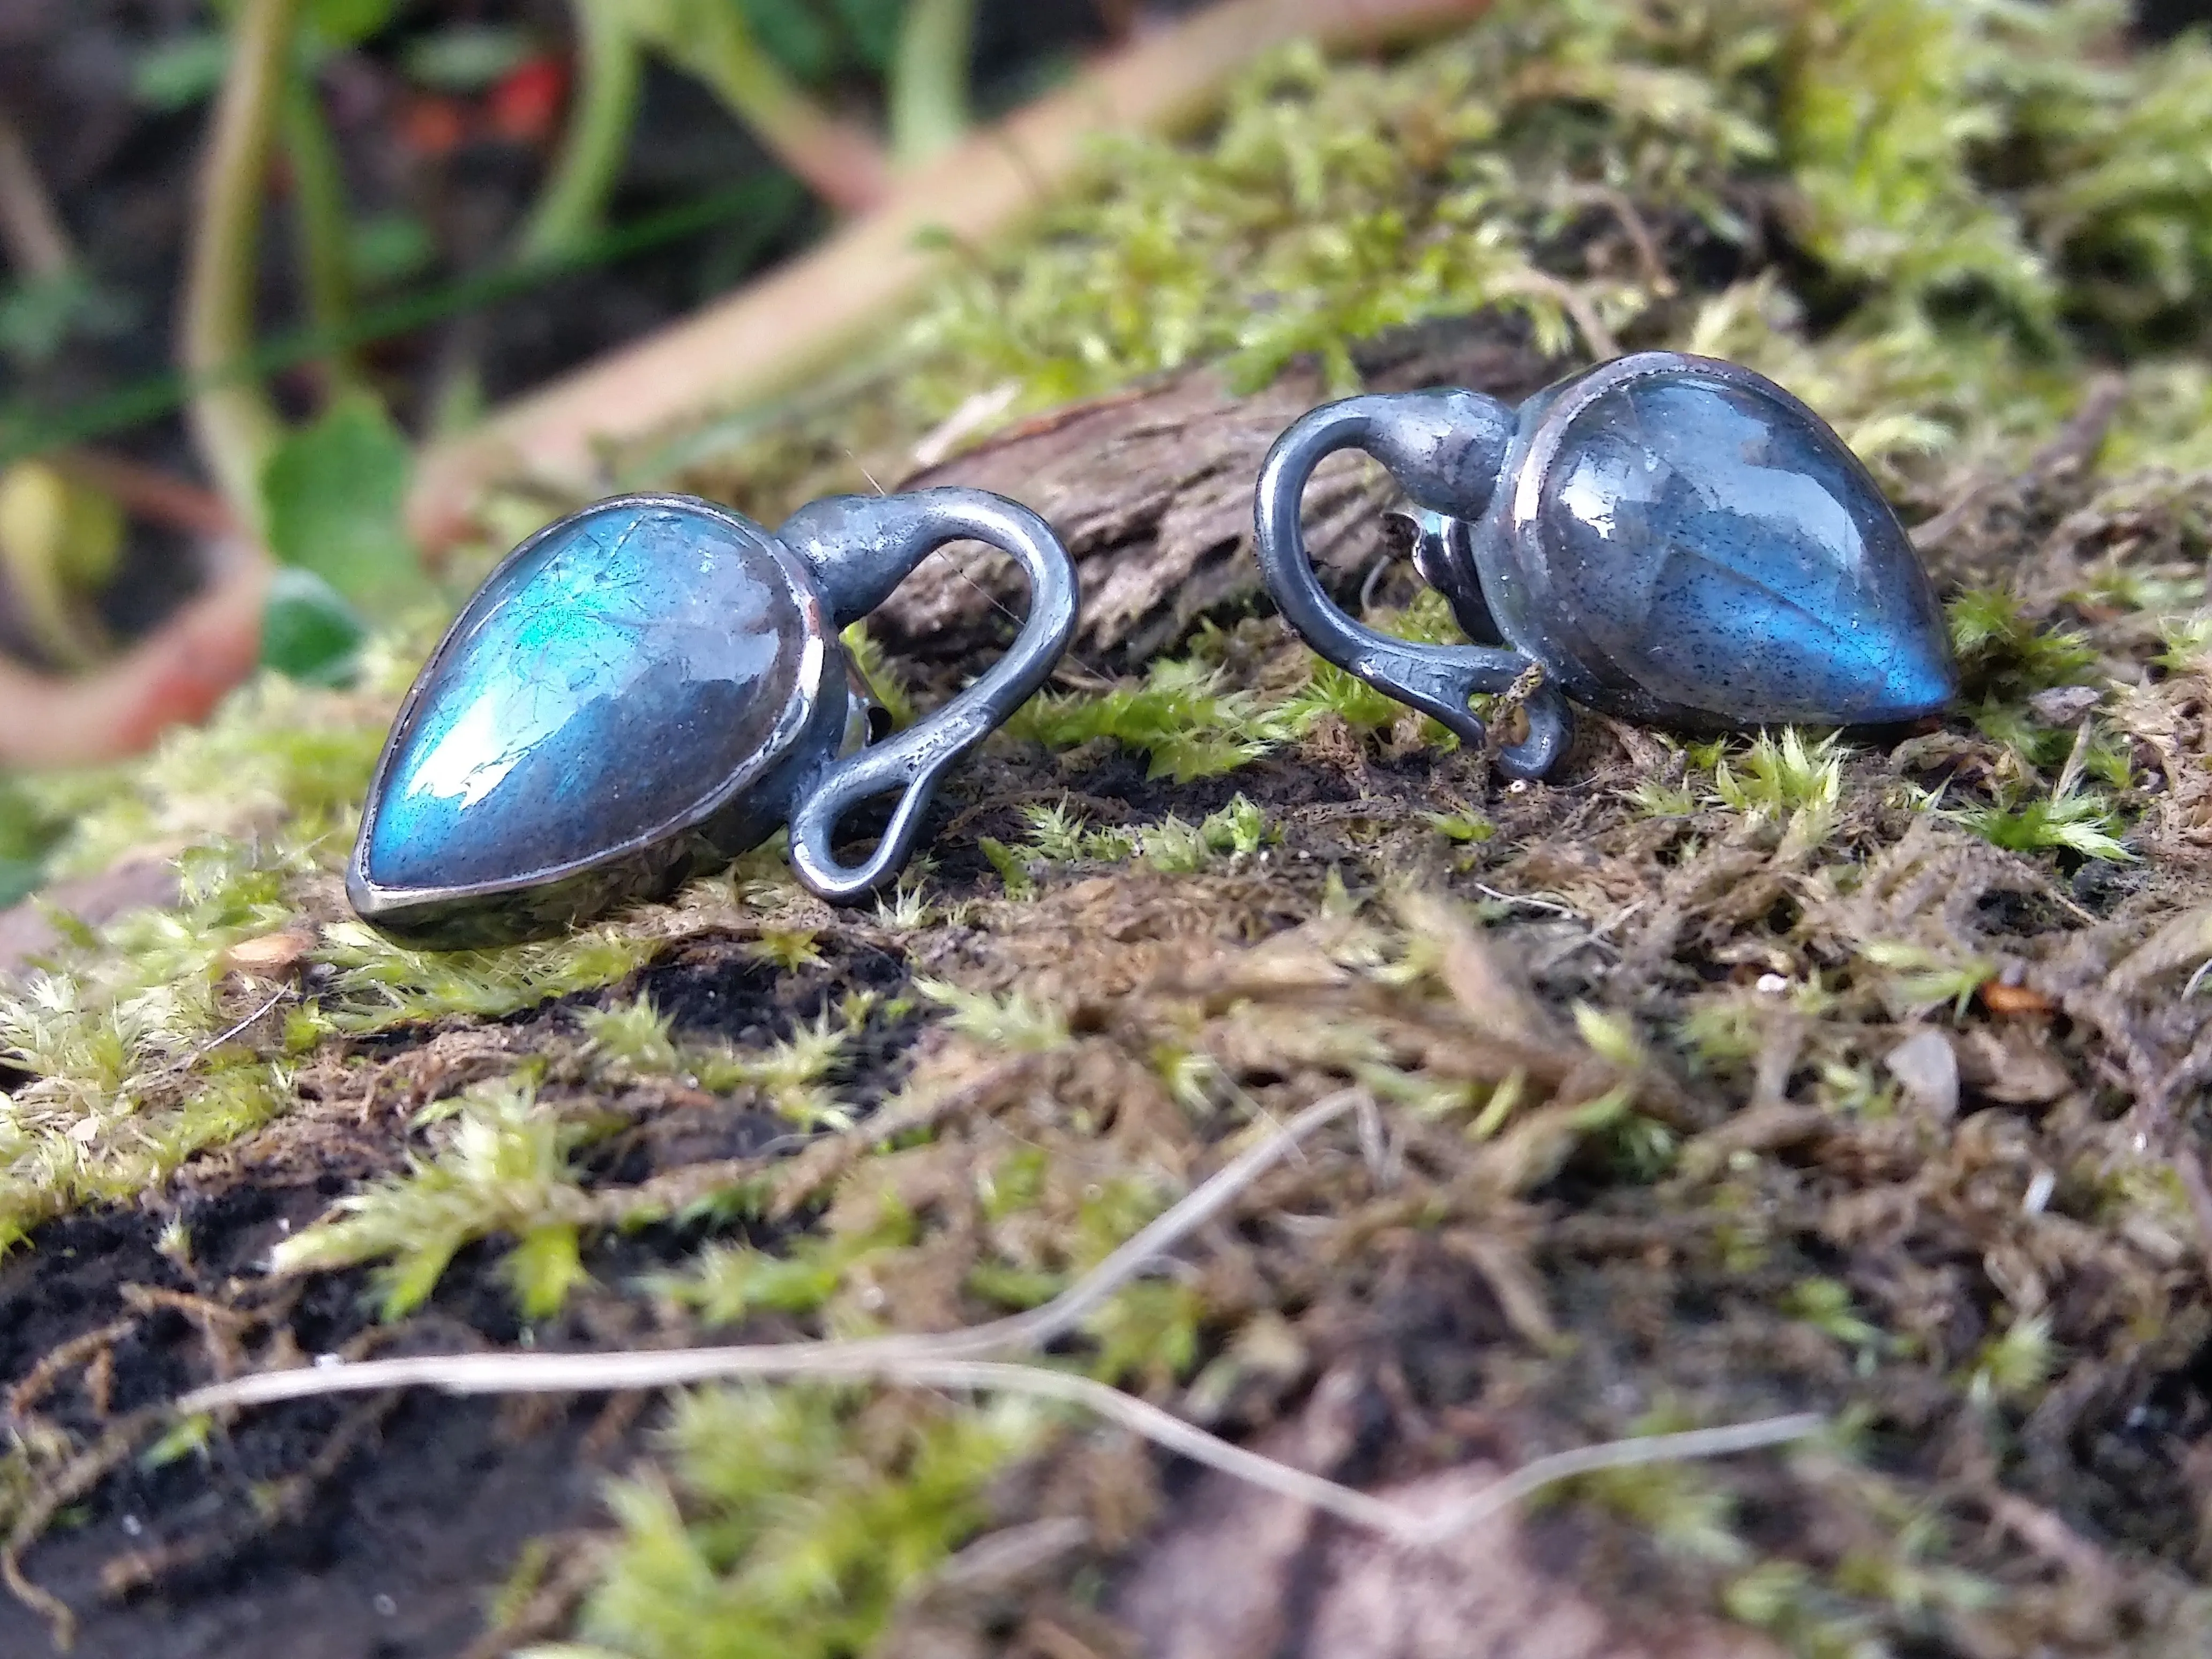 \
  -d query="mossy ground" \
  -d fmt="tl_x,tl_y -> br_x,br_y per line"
10,2 -> 2212,1655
